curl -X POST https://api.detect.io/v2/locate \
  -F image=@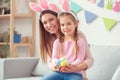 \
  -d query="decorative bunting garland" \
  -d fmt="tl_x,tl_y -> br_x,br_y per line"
103,18 -> 117,31
69,0 -> 119,31
97,0 -> 104,8
84,10 -> 97,24
70,1 -> 82,13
